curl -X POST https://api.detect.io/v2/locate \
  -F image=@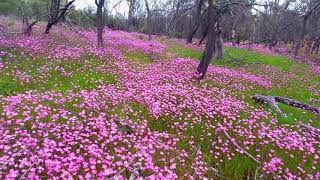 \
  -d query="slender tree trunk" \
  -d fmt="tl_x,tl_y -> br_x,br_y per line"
20,1 -> 30,36
96,0 -> 105,48
198,25 -> 208,45
144,0 -> 152,41
214,21 -> 223,59
312,37 -> 320,54
186,0 -> 204,44
197,0 -> 217,79
294,16 -> 308,56
128,0 -> 136,31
